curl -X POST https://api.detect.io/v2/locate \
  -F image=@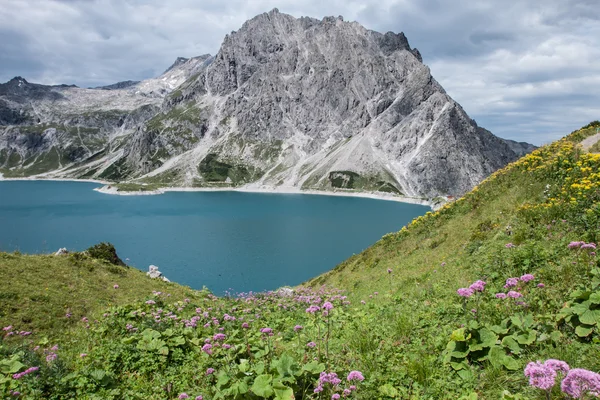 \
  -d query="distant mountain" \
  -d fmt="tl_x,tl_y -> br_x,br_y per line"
94,80 -> 140,90
0,9 -> 534,198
